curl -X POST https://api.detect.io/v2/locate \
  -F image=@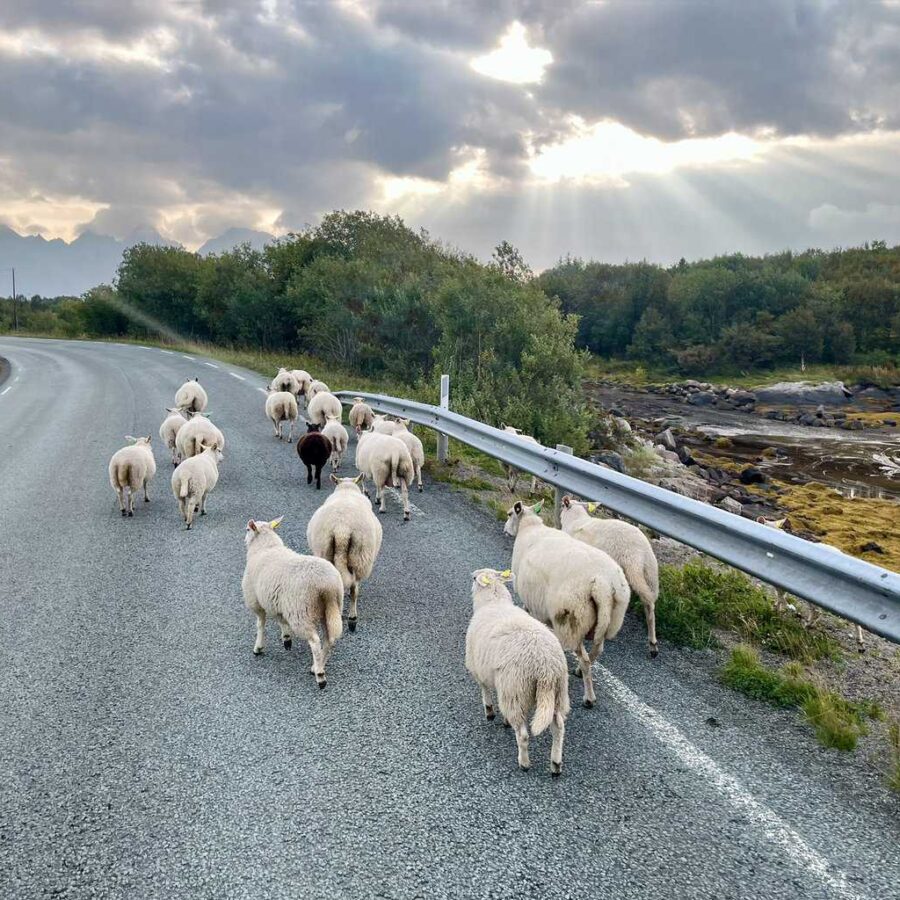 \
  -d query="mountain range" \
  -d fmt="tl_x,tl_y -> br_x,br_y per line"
0,225 -> 276,298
